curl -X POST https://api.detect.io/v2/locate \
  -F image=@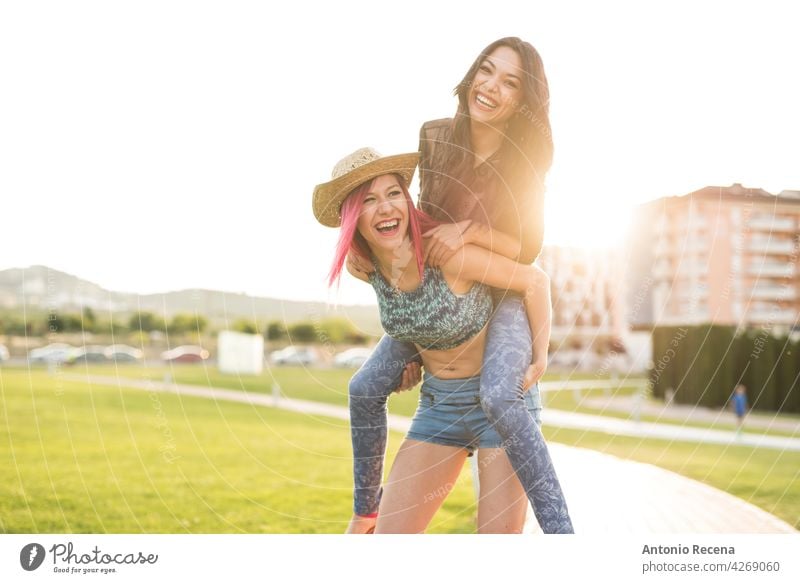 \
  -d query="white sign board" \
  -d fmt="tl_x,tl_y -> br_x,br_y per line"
217,331 -> 264,375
